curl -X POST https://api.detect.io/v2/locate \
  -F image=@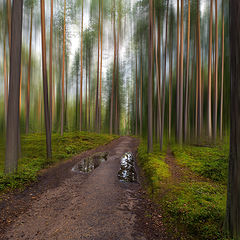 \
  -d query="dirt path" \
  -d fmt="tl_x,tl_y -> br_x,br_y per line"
0,136 -> 171,240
